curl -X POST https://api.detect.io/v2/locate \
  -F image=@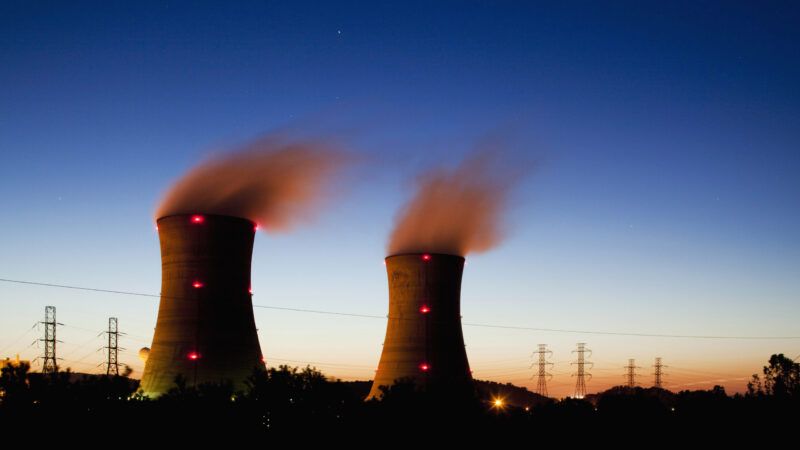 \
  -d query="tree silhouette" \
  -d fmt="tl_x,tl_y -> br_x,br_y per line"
0,361 -> 31,407
747,353 -> 800,398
